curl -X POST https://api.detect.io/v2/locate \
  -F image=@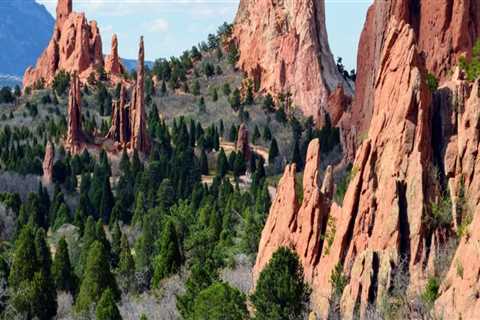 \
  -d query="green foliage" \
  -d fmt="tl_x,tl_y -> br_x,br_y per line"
9,226 -> 38,287
229,88 -> 242,111
0,86 -> 15,103
330,263 -> 347,298
152,220 -> 182,287
227,42 -> 239,68
117,234 -> 135,291
459,39 -> 480,81
426,73 -> 439,92
191,282 -> 248,320
426,192 -> 453,231
96,289 -> 122,320
422,277 -> 440,305
76,241 -> 119,312
334,164 -> 354,205
52,237 -> 77,294
251,247 -> 311,320
268,138 -> 279,164
52,70 -> 71,96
